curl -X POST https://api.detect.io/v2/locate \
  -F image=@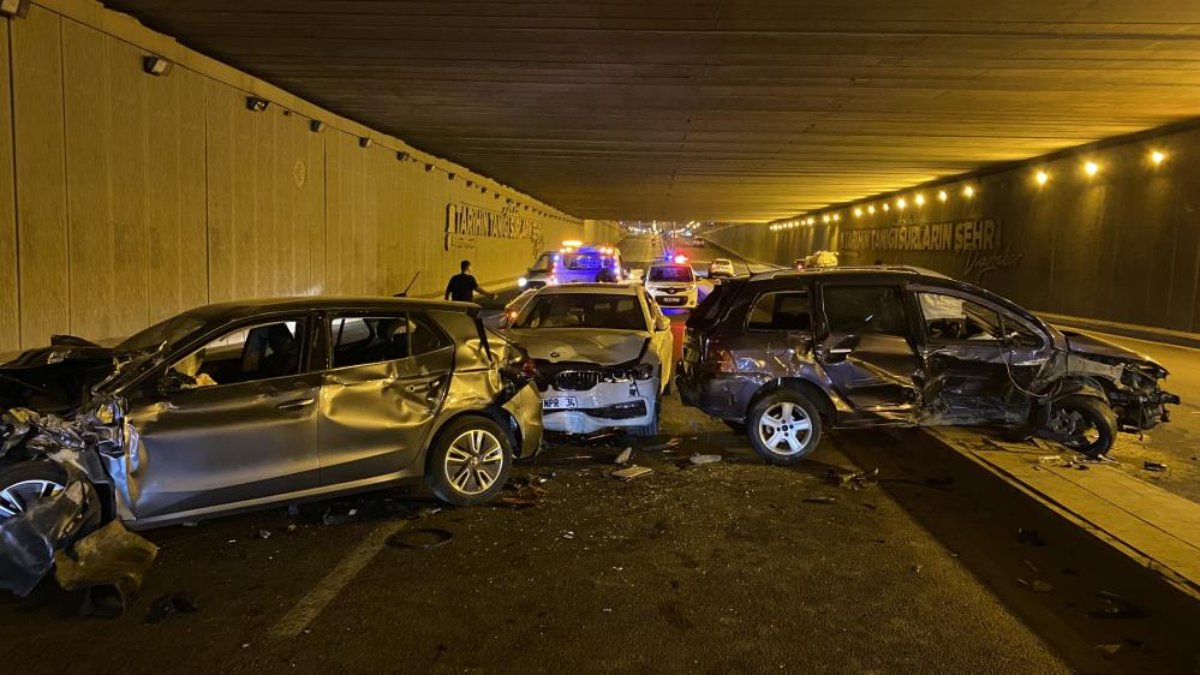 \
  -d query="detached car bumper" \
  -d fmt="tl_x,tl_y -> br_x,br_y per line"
540,381 -> 657,434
